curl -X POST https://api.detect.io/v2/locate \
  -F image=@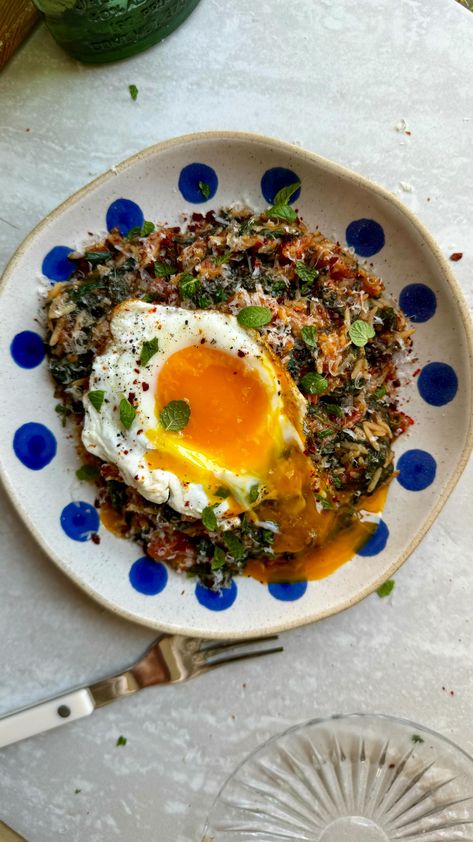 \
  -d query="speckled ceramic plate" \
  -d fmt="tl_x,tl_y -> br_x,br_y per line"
0,132 -> 471,638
